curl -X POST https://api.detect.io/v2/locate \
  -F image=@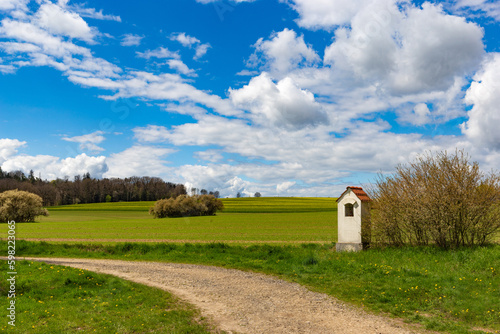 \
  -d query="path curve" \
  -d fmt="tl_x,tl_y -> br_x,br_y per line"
25,257 -> 422,334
